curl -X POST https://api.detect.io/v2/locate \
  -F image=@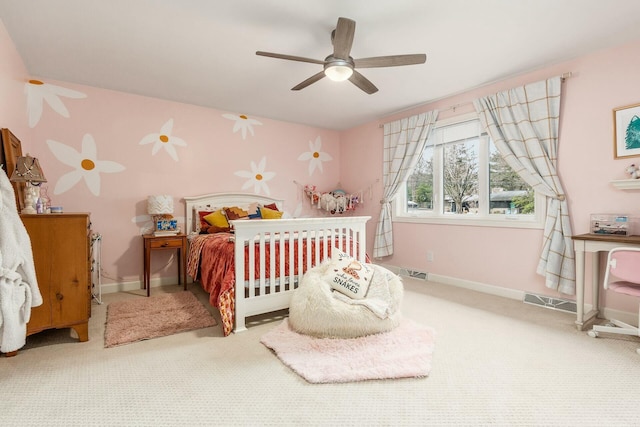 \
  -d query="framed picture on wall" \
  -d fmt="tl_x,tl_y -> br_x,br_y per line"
0,128 -> 25,210
613,103 -> 640,159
